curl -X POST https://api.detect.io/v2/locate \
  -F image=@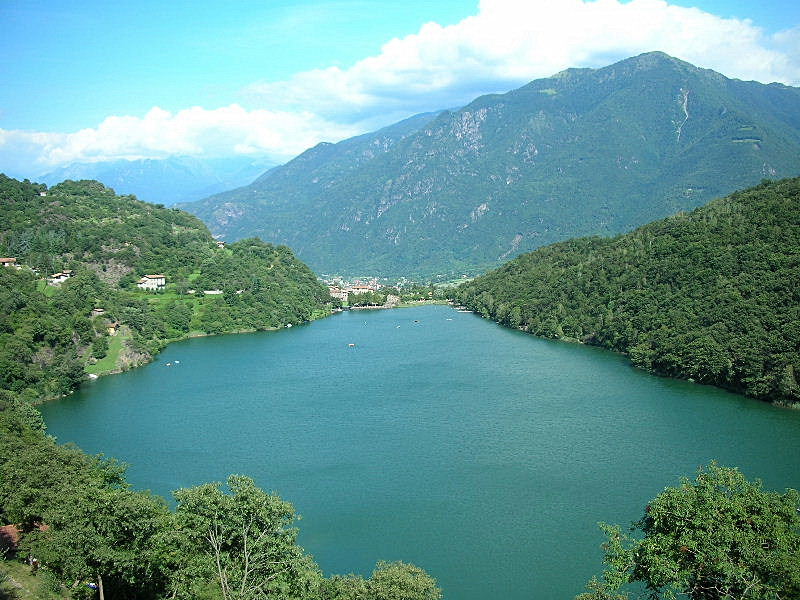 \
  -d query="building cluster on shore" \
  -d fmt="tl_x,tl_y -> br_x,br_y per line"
326,278 -> 381,303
